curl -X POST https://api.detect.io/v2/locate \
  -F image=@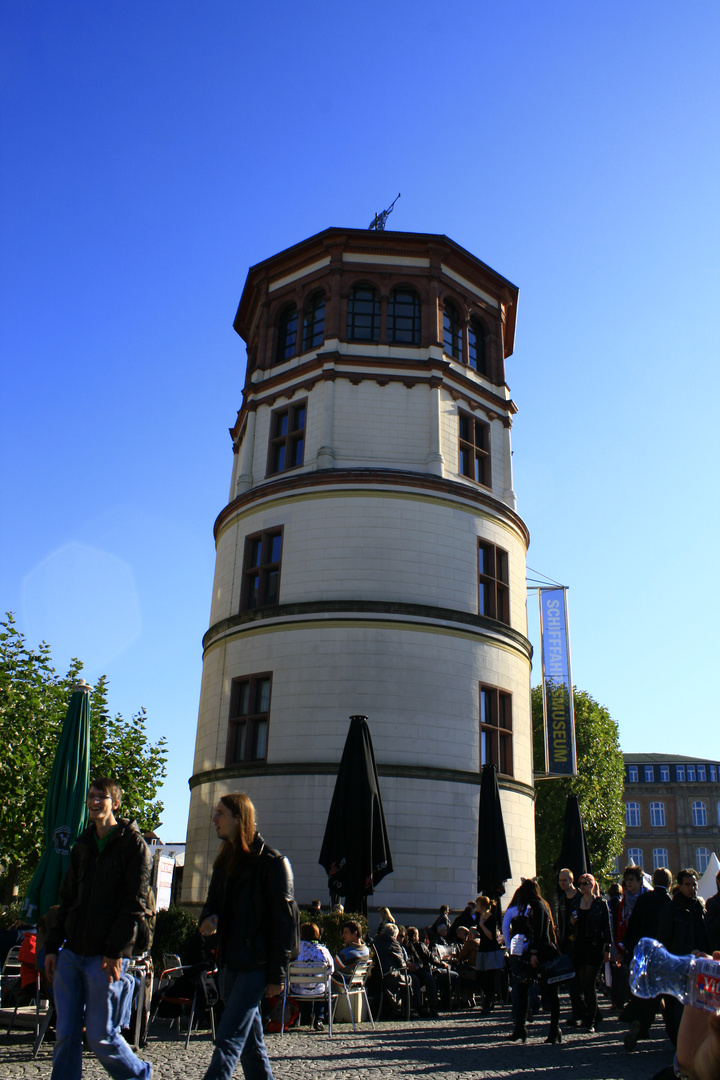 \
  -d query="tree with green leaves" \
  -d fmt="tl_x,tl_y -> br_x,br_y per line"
532,685 -> 625,896
0,612 -> 167,901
